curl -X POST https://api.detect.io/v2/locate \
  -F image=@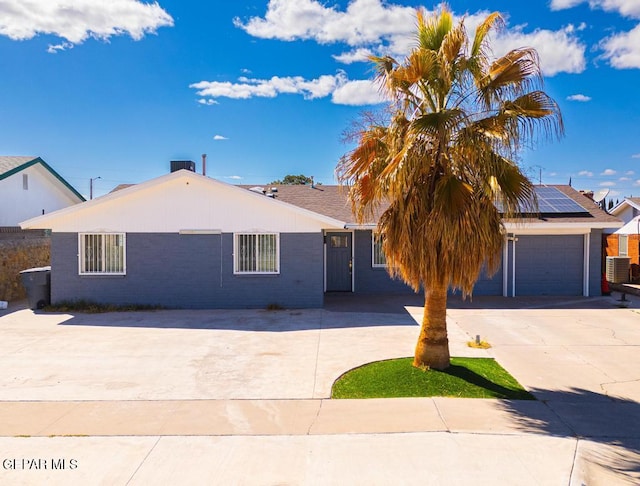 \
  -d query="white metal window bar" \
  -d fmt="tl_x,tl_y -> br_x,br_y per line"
234,233 -> 279,274
79,233 -> 126,275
